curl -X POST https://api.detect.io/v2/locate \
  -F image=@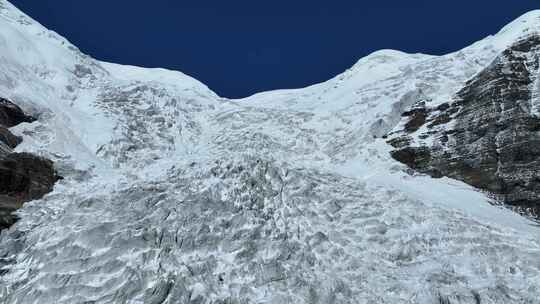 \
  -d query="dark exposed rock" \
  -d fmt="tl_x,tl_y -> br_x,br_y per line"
390,147 -> 443,178
427,113 -> 452,128
0,126 -> 22,149
387,135 -> 412,148
390,147 -> 431,170
0,195 -> 20,231
403,108 -> 428,133
389,34 -> 540,219
436,103 -> 450,112
0,98 -> 27,152
0,97 -> 35,128
0,153 -> 59,230
0,153 -> 59,200
0,97 -> 59,231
